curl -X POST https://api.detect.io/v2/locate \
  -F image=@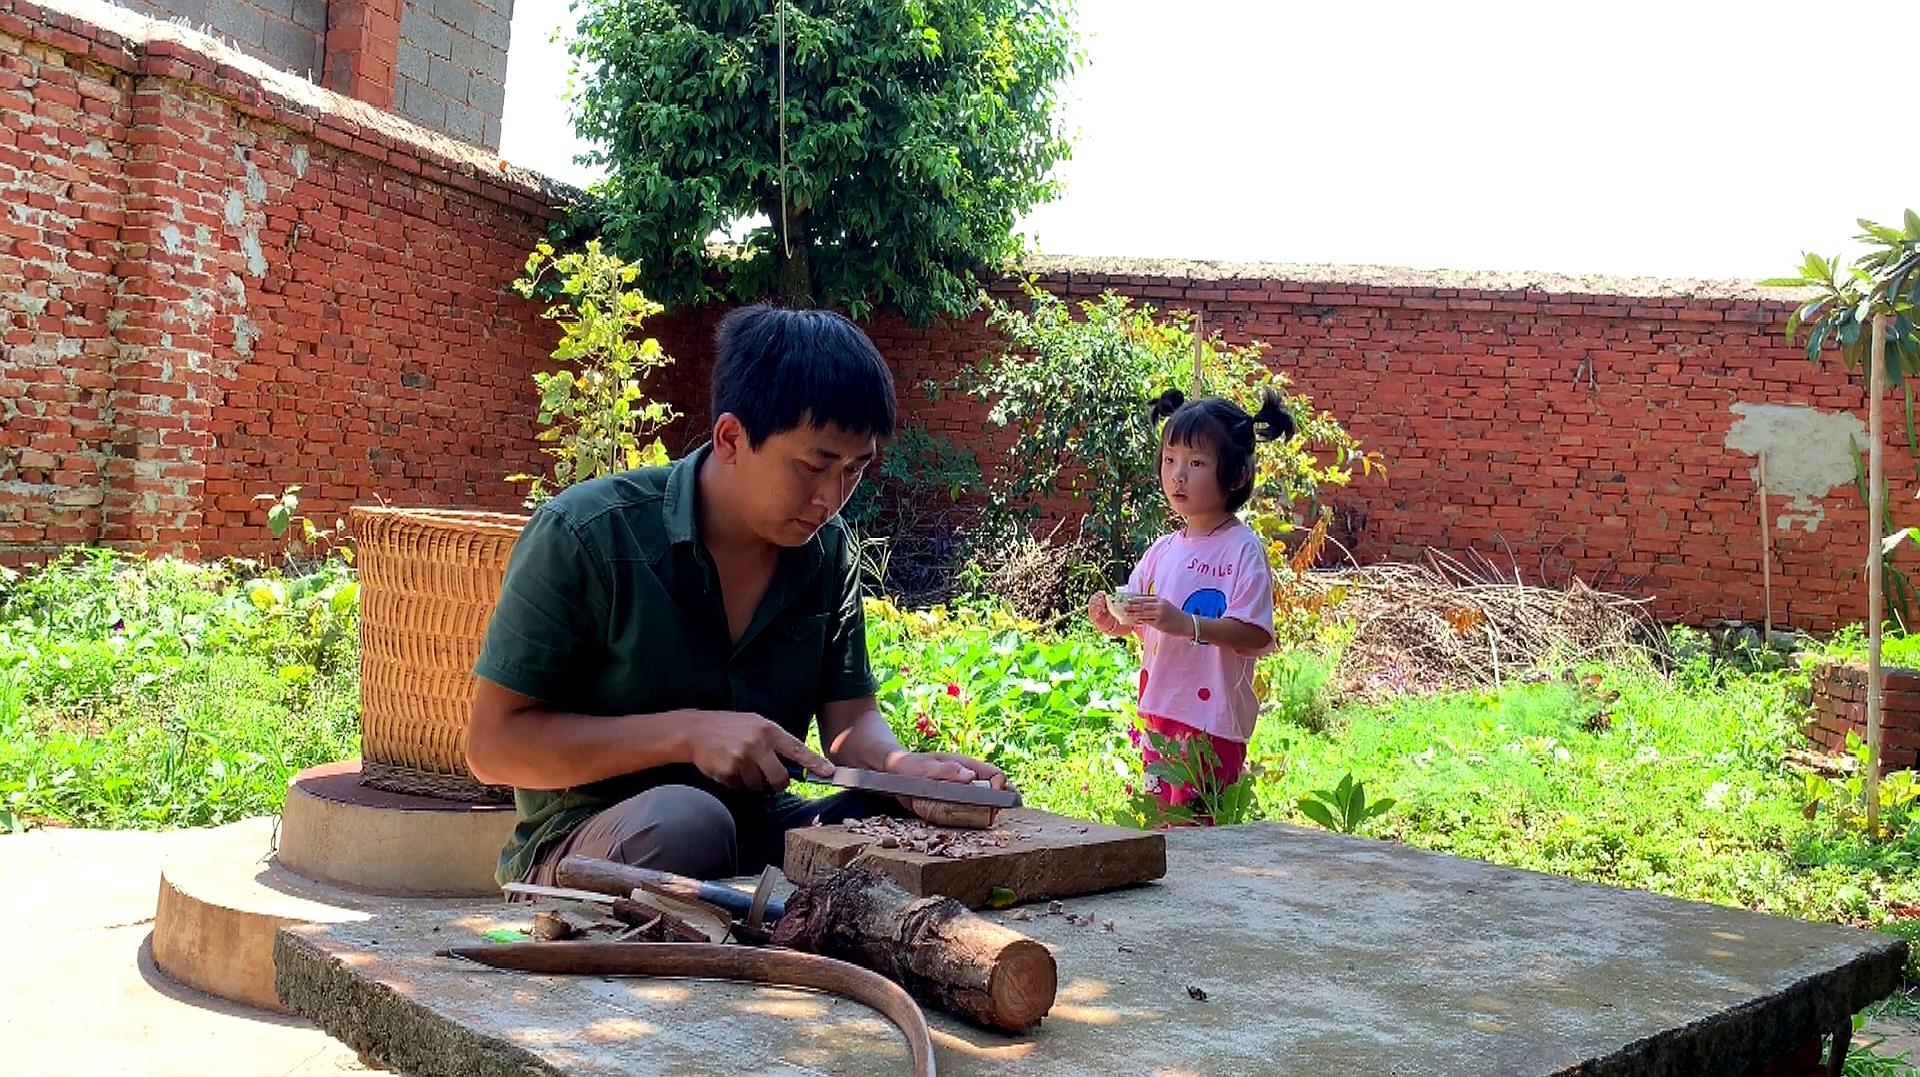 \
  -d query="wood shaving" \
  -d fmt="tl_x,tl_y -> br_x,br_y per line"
842,816 -> 1016,860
